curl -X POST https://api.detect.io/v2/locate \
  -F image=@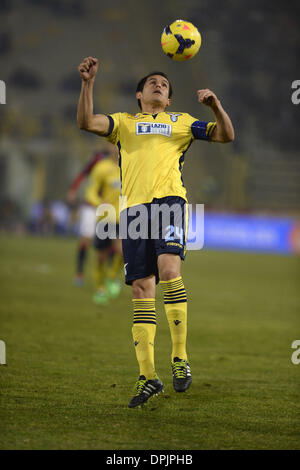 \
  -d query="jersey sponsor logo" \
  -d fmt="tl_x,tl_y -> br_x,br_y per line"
166,241 -> 183,248
136,122 -> 172,137
166,112 -> 182,122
